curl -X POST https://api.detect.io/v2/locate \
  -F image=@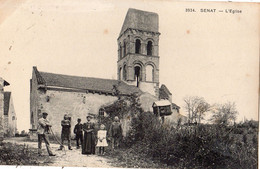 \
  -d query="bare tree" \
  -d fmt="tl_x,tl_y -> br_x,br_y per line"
184,96 -> 211,124
210,102 -> 238,125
